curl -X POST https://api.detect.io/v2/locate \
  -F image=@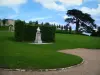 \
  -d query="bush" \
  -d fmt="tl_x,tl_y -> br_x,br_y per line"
91,30 -> 98,36
24,25 -> 38,41
69,26 -> 72,34
56,30 -> 68,34
14,20 -> 25,42
97,27 -> 100,37
40,26 -> 56,42
56,26 -> 72,34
